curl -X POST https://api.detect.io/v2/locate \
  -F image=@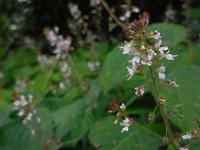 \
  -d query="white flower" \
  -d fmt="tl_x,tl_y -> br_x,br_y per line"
179,147 -> 189,150
154,39 -> 162,48
18,110 -> 25,117
158,46 -> 168,54
153,30 -> 161,39
120,118 -> 130,133
159,72 -> 165,80
31,129 -> 36,136
130,56 -> 140,64
166,53 -> 177,60
147,49 -> 157,60
141,55 -> 152,66
135,85 -> 146,96
141,60 -> 152,66
121,43 -> 132,54
157,66 -> 166,80
26,112 -> 33,121
169,81 -> 179,87
182,134 -> 192,140
28,94 -> 33,102
59,82 -> 65,89
126,67 -> 134,80
120,103 -> 126,110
